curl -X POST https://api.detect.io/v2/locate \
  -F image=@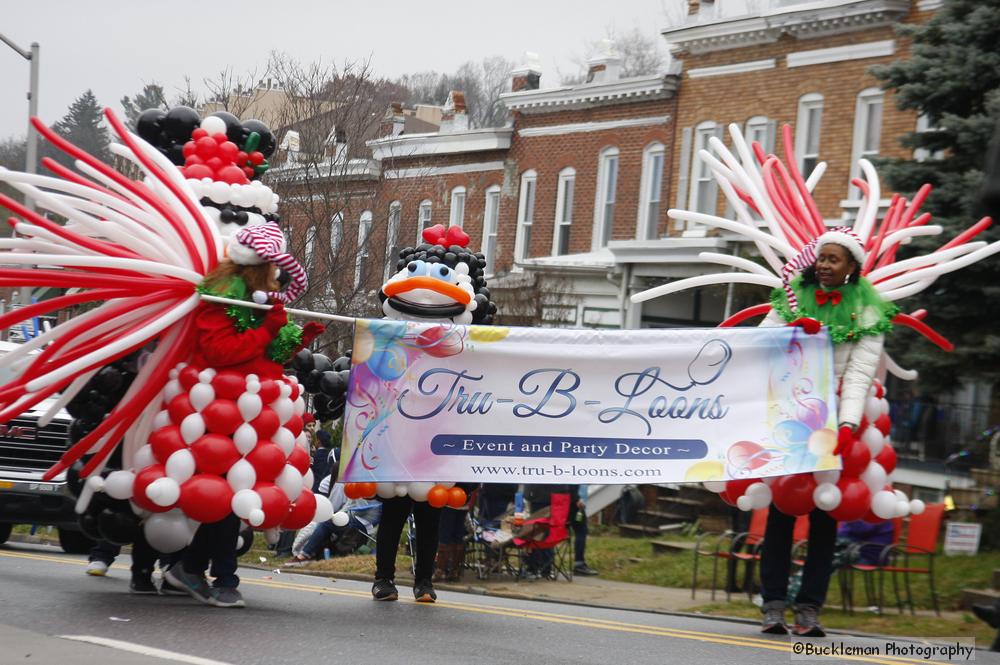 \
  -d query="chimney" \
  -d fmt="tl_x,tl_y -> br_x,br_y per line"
688,0 -> 701,14
439,91 -> 469,133
586,39 -> 623,83
325,126 -> 348,161
511,52 -> 543,92
379,102 -> 406,138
